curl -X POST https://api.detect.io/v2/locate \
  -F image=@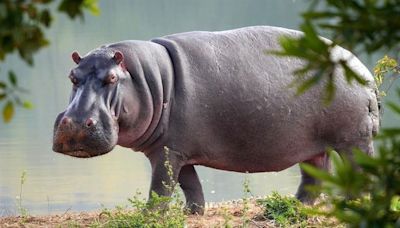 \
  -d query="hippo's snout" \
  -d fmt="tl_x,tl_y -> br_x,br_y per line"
53,113 -> 118,158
